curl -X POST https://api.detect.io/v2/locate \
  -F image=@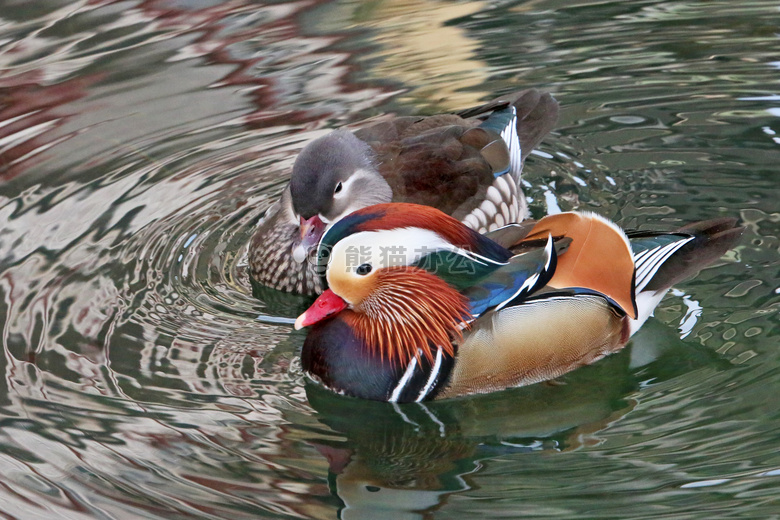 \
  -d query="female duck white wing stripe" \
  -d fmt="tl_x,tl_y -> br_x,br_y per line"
499,107 -> 523,179
634,237 -> 694,293
415,346 -> 443,402
389,355 -> 418,403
